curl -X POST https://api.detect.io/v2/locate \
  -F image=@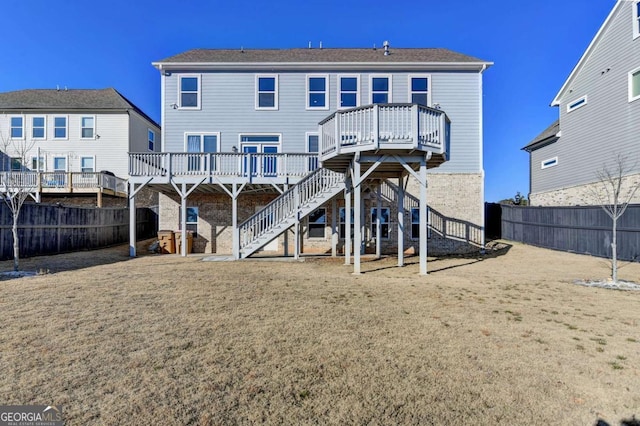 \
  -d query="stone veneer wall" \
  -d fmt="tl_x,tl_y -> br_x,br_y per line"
530,172 -> 640,206
157,172 -> 484,256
